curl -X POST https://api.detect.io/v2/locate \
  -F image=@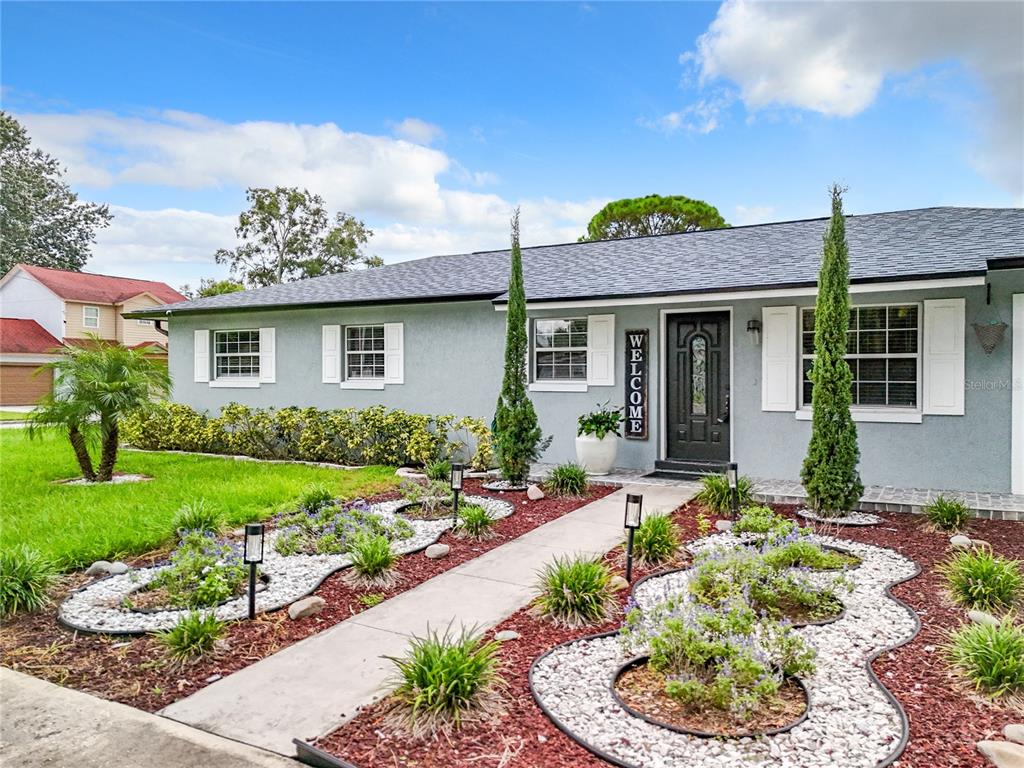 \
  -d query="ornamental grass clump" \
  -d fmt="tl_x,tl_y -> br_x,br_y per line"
298,483 -> 334,515
0,545 -> 56,617
386,627 -> 504,737
695,472 -> 754,515
424,459 -> 451,482
946,618 -> 1024,698
455,505 -> 496,540
545,462 -> 589,497
924,495 -> 971,533
171,499 -> 223,536
940,548 -> 1023,612
156,611 -> 225,664
344,531 -> 398,589
632,513 -> 681,565
533,555 -> 615,628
